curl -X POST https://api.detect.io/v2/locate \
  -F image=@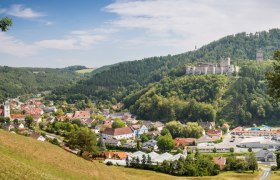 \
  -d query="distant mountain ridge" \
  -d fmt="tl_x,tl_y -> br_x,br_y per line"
55,29 -> 280,102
